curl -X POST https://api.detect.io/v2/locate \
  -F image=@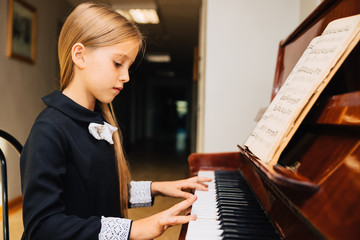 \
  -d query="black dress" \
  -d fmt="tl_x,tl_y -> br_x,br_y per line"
21,90 -> 123,239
